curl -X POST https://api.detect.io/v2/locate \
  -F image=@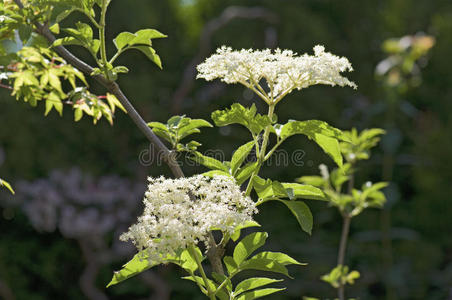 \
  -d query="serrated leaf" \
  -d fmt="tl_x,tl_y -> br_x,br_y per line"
252,177 -> 287,201
251,252 -> 306,266
211,103 -> 271,135
178,119 -> 212,140
240,258 -> 290,277
296,176 -> 326,188
235,278 -> 283,296
113,31 -> 135,50
281,183 -> 325,201
231,141 -> 255,176
280,120 -> 348,142
107,251 -> 157,287
278,200 -> 313,234
279,120 -> 346,166
131,46 -> 162,69
230,221 -> 261,242
233,232 -> 268,266
107,248 -> 197,288
189,152 -> 228,172
235,162 -> 258,185
223,256 -> 238,275
236,288 -> 286,300
202,170 -> 232,178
